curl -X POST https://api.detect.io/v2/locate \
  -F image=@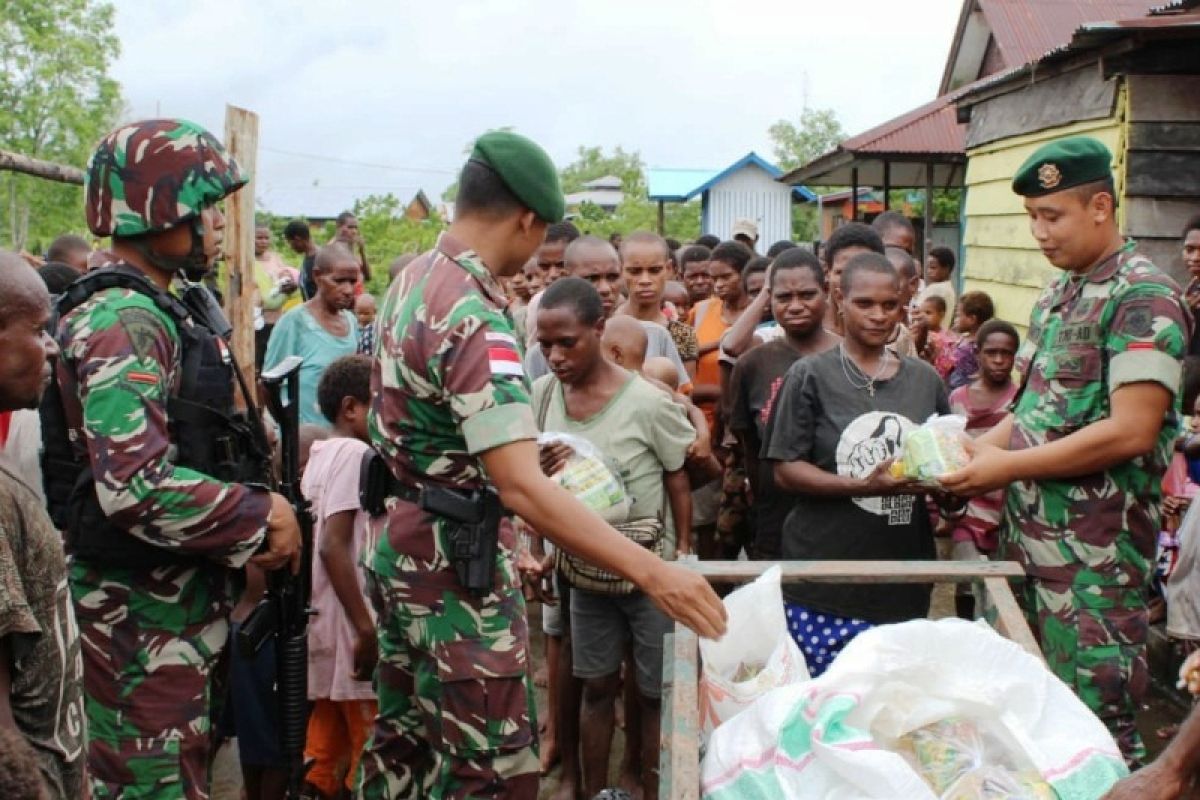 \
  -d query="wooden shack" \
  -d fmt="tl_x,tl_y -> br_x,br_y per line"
955,4 -> 1200,327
